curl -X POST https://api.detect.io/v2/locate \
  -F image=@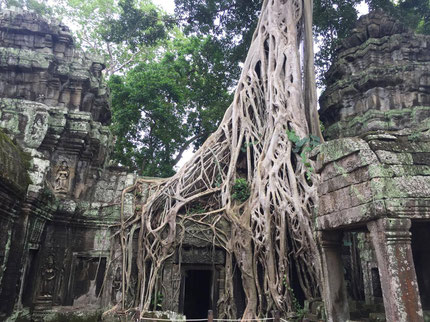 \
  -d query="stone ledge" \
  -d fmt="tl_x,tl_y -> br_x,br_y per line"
317,136 -> 430,226
316,200 -> 386,230
323,106 -> 430,140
